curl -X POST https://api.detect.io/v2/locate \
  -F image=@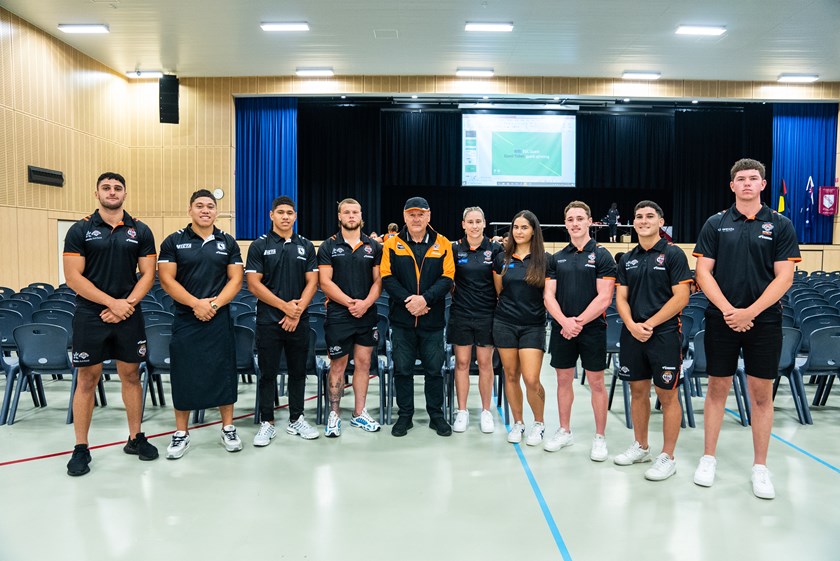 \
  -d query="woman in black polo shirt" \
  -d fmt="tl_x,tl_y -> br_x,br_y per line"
493,210 -> 550,446
449,206 -> 502,434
